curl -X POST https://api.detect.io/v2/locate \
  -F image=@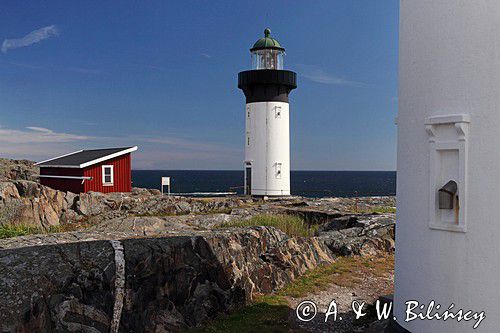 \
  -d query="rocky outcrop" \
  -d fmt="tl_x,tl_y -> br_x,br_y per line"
319,214 -> 395,256
0,181 -> 242,228
0,182 -> 19,200
0,174 -> 396,234
0,202 -> 395,332
0,158 -> 39,181
0,177 -> 396,332
0,227 -> 340,332
0,180 -> 77,228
